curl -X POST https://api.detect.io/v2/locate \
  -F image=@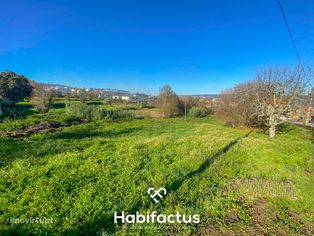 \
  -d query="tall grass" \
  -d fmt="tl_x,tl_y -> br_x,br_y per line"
188,106 -> 211,117
65,102 -> 134,121
0,104 -> 313,235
